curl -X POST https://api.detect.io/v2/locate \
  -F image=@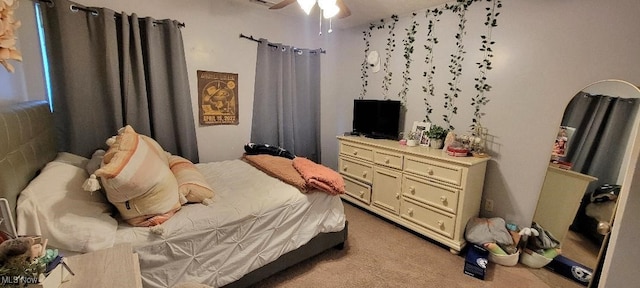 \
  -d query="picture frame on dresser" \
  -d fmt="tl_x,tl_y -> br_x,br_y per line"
419,130 -> 431,147
410,121 -> 431,147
